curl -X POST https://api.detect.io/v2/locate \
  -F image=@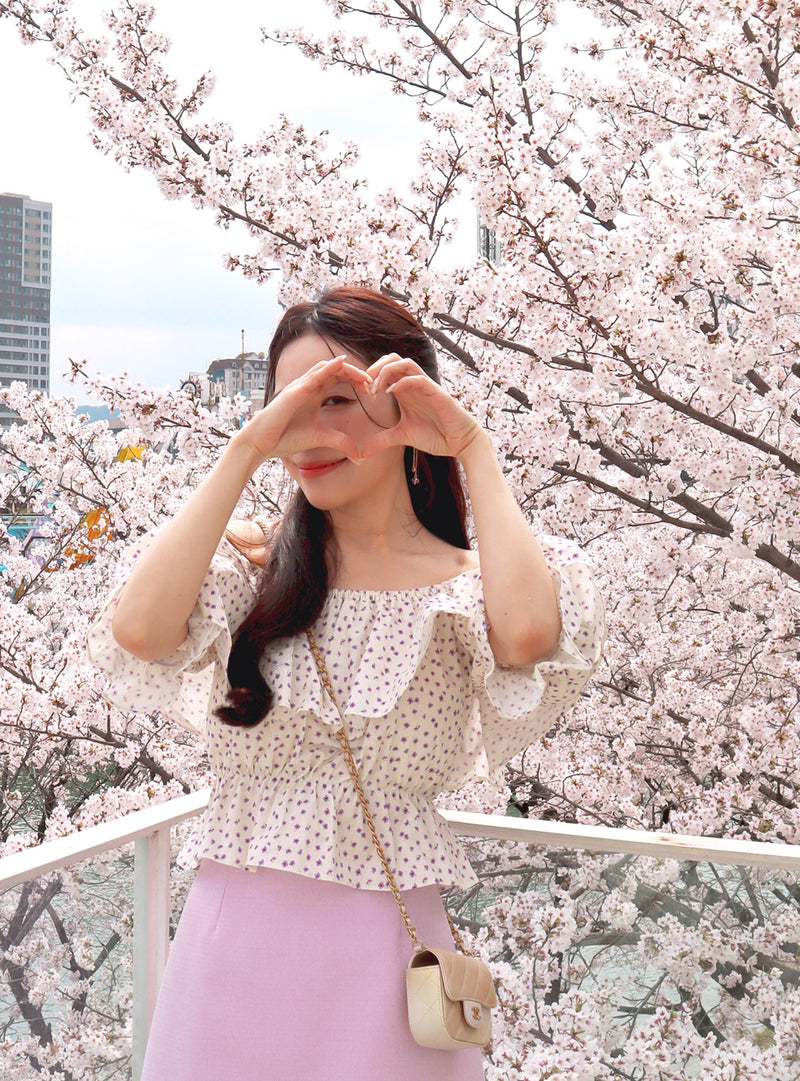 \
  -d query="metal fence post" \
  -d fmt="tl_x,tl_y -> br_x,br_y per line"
132,827 -> 171,1080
